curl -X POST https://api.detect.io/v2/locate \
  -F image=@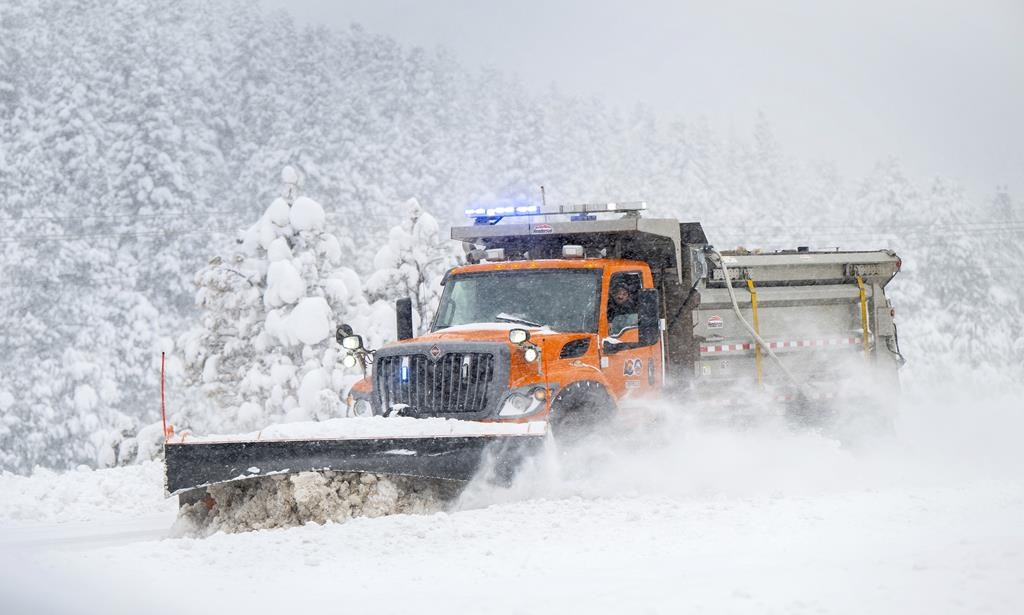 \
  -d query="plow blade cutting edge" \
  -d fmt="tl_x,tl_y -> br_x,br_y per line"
164,433 -> 547,496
